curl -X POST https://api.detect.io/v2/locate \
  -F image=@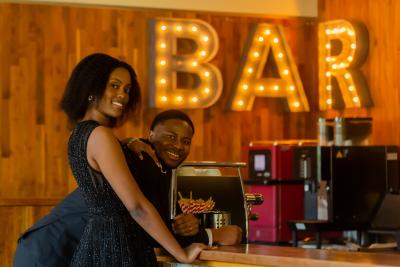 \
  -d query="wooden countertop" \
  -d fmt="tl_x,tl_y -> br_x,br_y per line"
158,244 -> 400,267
